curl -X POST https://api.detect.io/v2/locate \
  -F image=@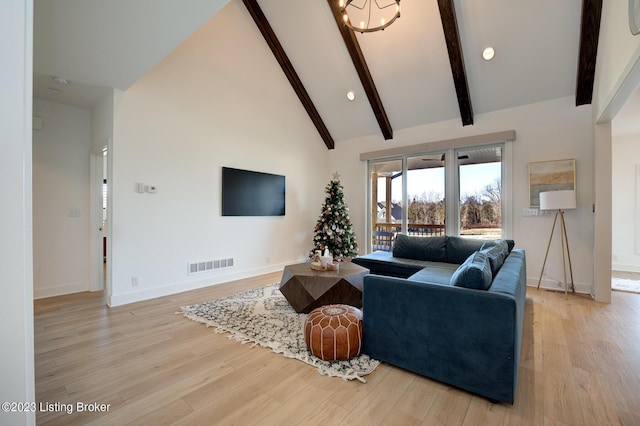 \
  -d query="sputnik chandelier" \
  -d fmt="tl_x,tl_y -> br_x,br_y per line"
339,0 -> 401,33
